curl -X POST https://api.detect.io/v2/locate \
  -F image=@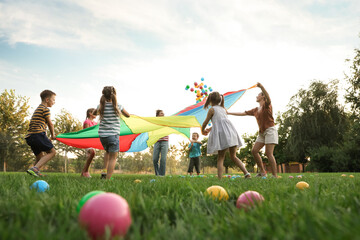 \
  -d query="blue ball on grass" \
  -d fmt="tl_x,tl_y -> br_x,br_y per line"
30,180 -> 49,192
